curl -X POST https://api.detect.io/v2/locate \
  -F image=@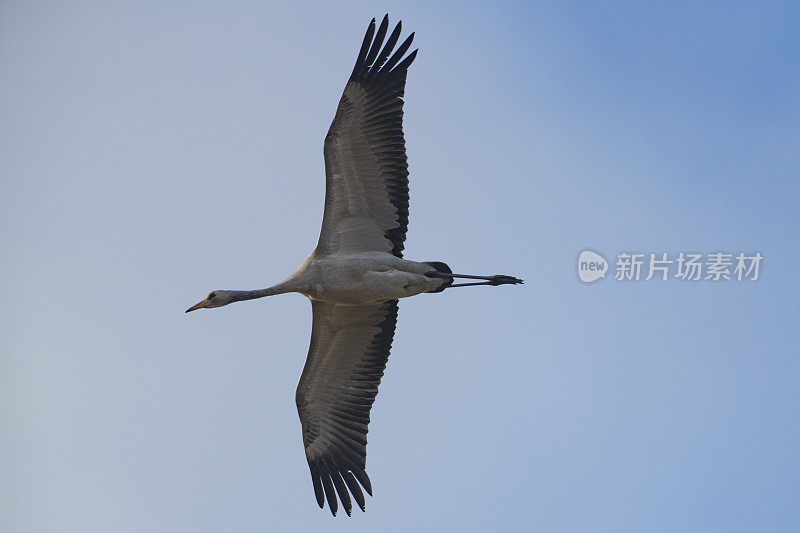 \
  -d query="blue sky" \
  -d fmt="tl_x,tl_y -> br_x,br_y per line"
2,1 -> 798,531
